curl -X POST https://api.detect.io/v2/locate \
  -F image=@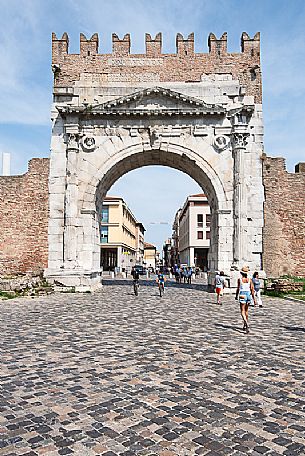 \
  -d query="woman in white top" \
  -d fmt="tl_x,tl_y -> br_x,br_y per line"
235,266 -> 256,333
